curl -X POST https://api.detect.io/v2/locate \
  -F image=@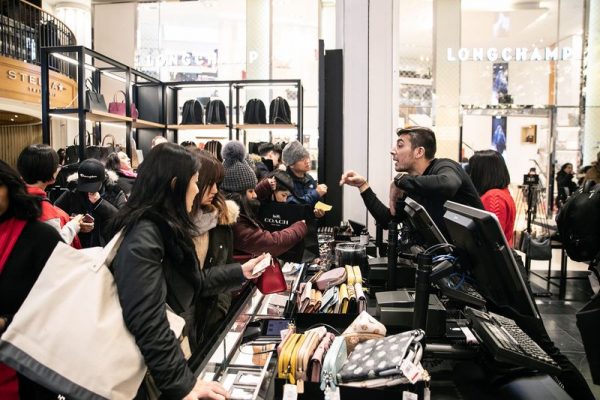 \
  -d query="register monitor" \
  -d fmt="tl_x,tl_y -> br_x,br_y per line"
442,201 -> 539,319
403,197 -> 448,248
